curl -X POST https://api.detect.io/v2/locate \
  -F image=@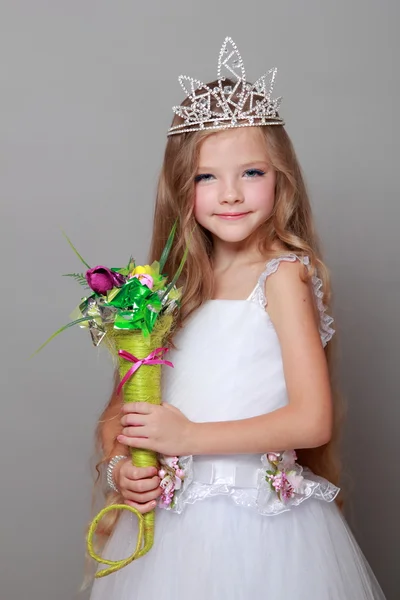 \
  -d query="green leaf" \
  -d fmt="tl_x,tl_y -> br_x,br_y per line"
117,257 -> 135,277
159,219 -> 178,272
127,255 -> 135,271
30,316 -> 95,357
63,273 -> 89,288
61,230 -> 91,269
160,243 -> 189,302
160,225 -> 193,302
